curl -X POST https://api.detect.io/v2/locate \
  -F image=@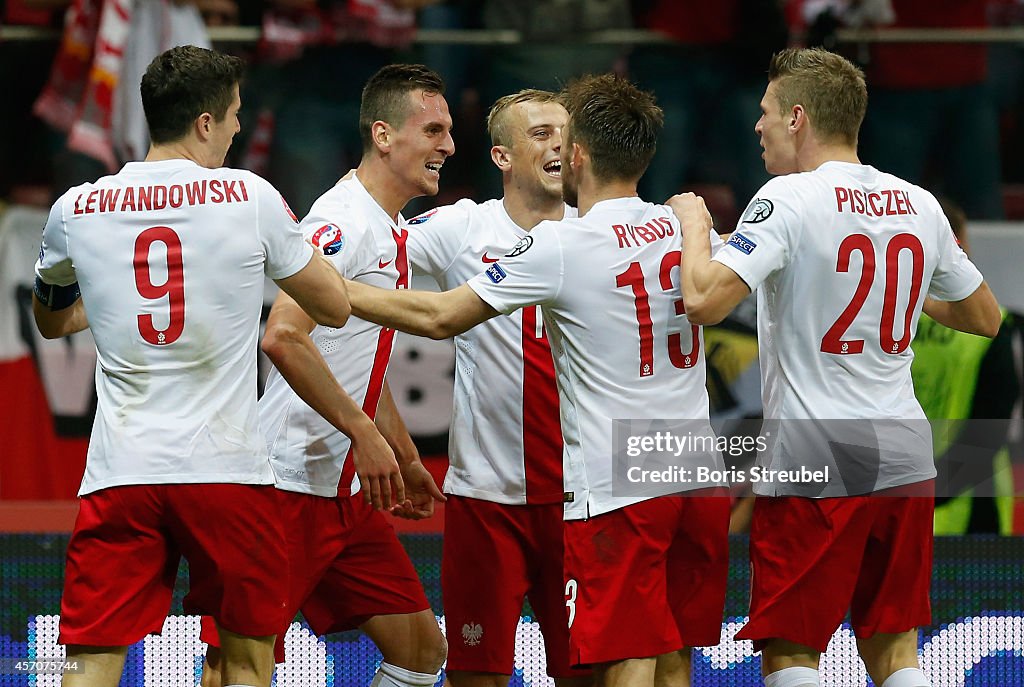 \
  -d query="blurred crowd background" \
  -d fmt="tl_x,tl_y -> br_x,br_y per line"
2,0 -> 1023,224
